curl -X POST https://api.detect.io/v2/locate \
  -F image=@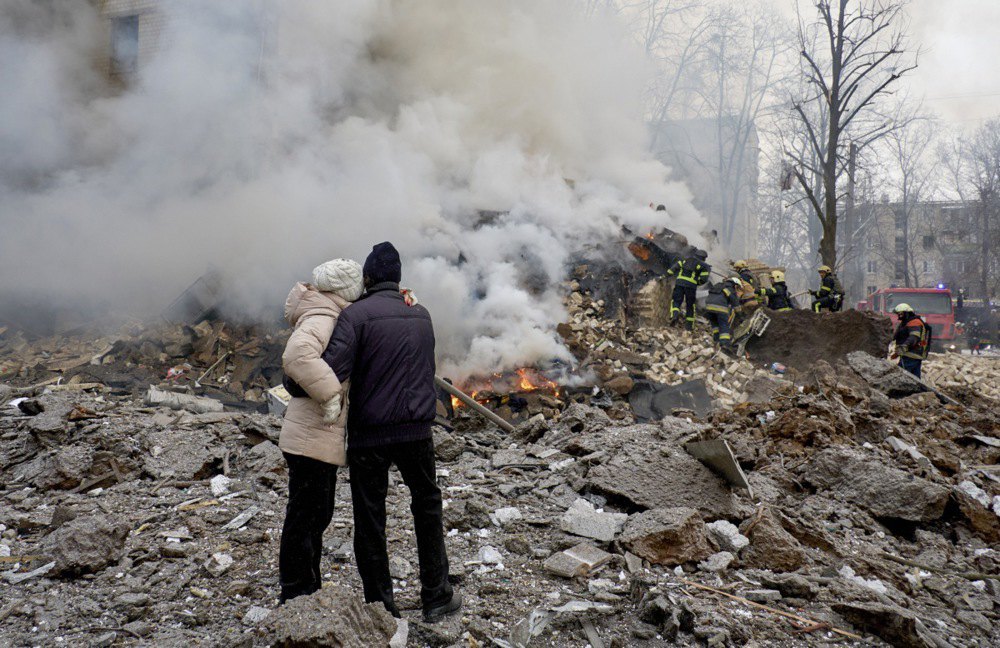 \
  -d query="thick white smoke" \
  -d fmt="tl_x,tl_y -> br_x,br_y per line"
0,0 -> 704,377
